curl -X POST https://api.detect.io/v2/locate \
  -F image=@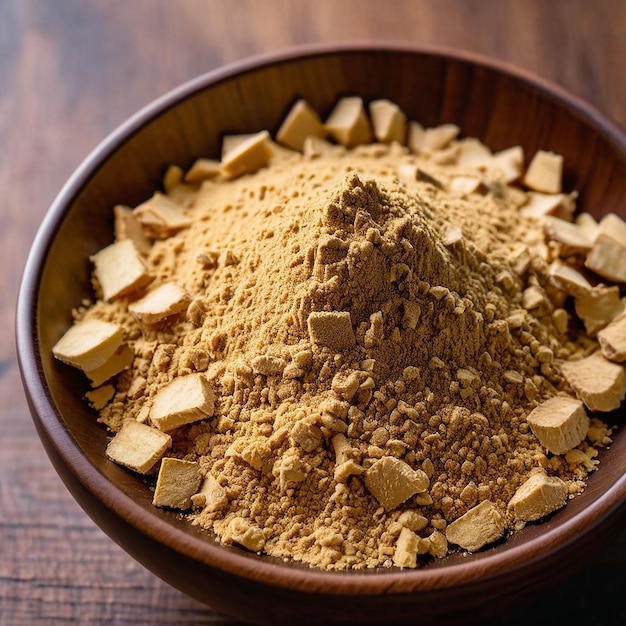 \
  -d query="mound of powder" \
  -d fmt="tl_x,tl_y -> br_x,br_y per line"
82,143 -> 609,570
